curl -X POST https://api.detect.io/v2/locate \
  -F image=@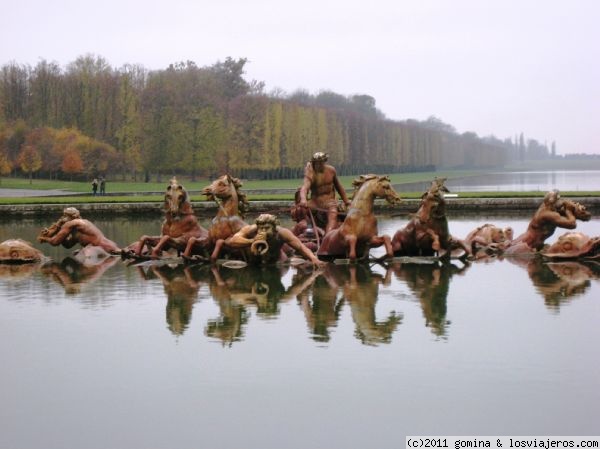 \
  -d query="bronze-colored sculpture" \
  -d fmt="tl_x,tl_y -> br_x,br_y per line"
391,178 -> 469,259
126,178 -> 208,258
182,174 -> 249,262
224,214 -> 324,266
505,190 -> 591,256
316,174 -> 402,261
464,223 -> 514,259
38,207 -> 120,254
0,239 -> 45,264
541,232 -> 600,260
298,152 -> 351,233
290,187 -> 326,252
